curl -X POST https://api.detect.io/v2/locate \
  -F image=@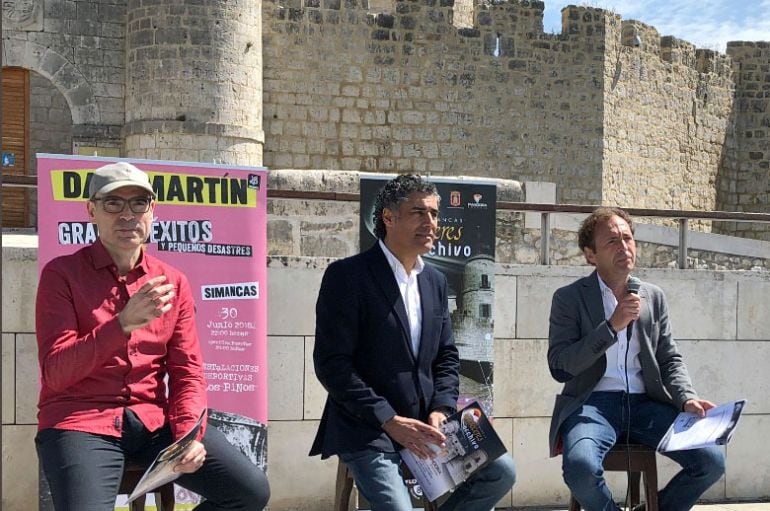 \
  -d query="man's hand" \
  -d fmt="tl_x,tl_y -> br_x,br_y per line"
609,293 -> 641,332
683,398 -> 716,418
119,276 -> 175,335
383,415 -> 445,459
427,411 -> 447,430
173,440 -> 207,474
